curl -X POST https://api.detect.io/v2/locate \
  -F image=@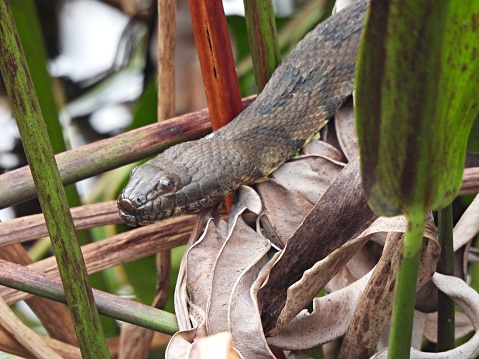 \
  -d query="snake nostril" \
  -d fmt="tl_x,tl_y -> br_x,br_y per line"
134,196 -> 146,206
118,198 -> 135,212
118,192 -> 147,213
